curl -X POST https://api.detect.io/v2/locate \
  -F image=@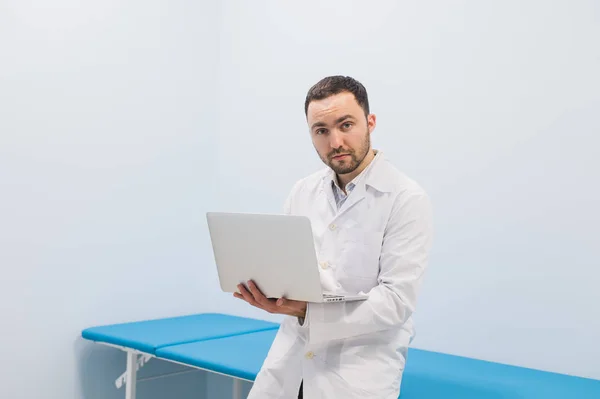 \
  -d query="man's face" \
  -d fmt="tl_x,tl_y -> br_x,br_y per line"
306,91 -> 376,176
